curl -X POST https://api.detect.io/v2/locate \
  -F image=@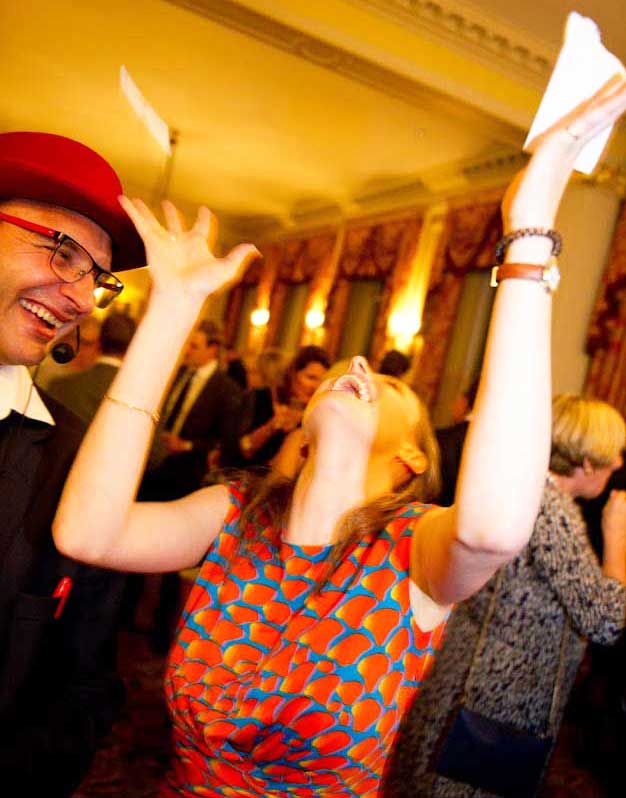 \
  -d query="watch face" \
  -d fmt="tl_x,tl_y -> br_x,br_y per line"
544,263 -> 561,292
